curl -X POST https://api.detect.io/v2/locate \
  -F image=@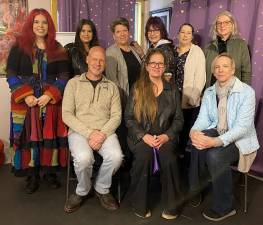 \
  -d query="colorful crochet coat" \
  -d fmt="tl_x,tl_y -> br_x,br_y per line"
6,44 -> 70,173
